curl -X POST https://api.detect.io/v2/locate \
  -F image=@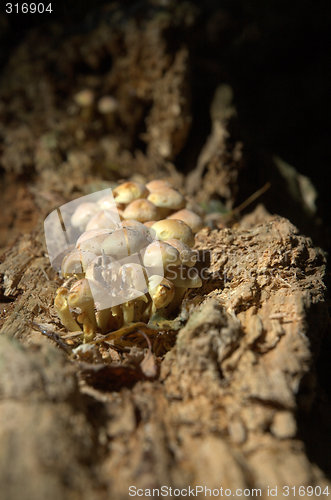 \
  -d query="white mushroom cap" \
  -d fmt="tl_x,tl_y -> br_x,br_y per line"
146,179 -> 172,192
71,202 -> 99,229
148,275 -> 175,310
97,195 -> 117,211
113,181 -> 148,204
165,239 -> 198,267
151,219 -> 195,247
122,199 -> 160,223
147,187 -> 185,210
86,210 -> 119,231
97,96 -> 118,114
76,228 -> 114,254
143,241 -> 180,269
61,248 -> 96,277
167,209 -> 203,234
